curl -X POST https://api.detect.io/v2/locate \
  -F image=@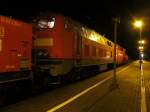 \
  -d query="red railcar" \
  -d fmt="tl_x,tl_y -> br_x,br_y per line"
32,13 -> 128,84
0,16 -> 32,84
